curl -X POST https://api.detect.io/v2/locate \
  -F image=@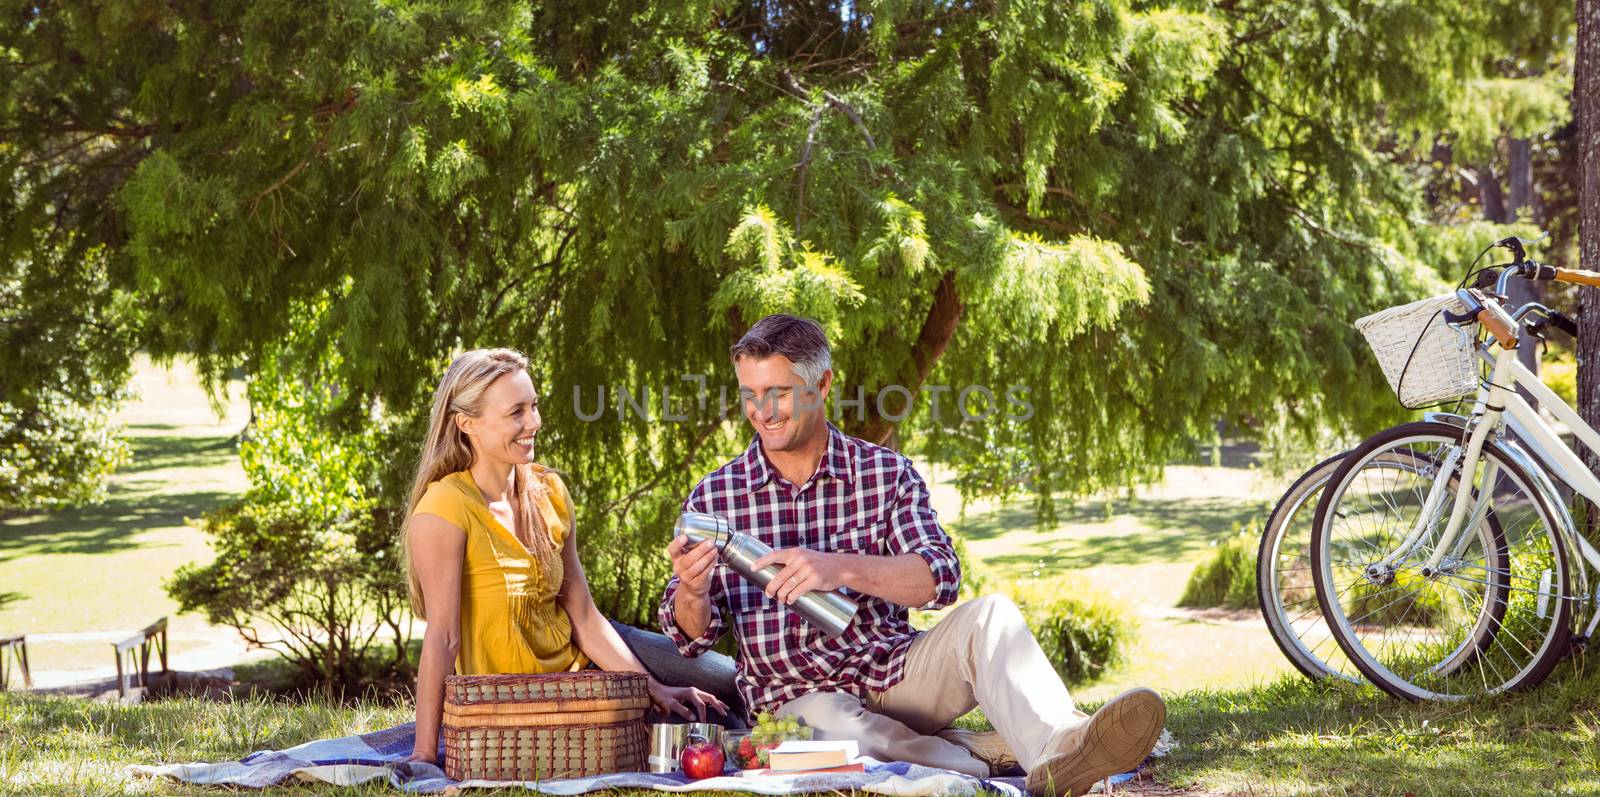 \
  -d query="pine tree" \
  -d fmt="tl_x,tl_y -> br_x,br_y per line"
0,0 -> 1576,619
